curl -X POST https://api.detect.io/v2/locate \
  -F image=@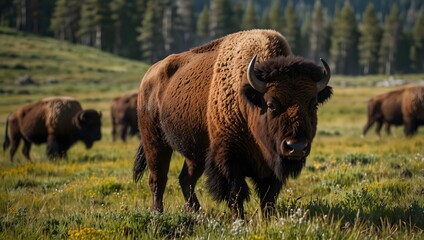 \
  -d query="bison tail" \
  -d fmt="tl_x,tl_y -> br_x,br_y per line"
133,142 -> 147,182
3,114 -> 10,152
